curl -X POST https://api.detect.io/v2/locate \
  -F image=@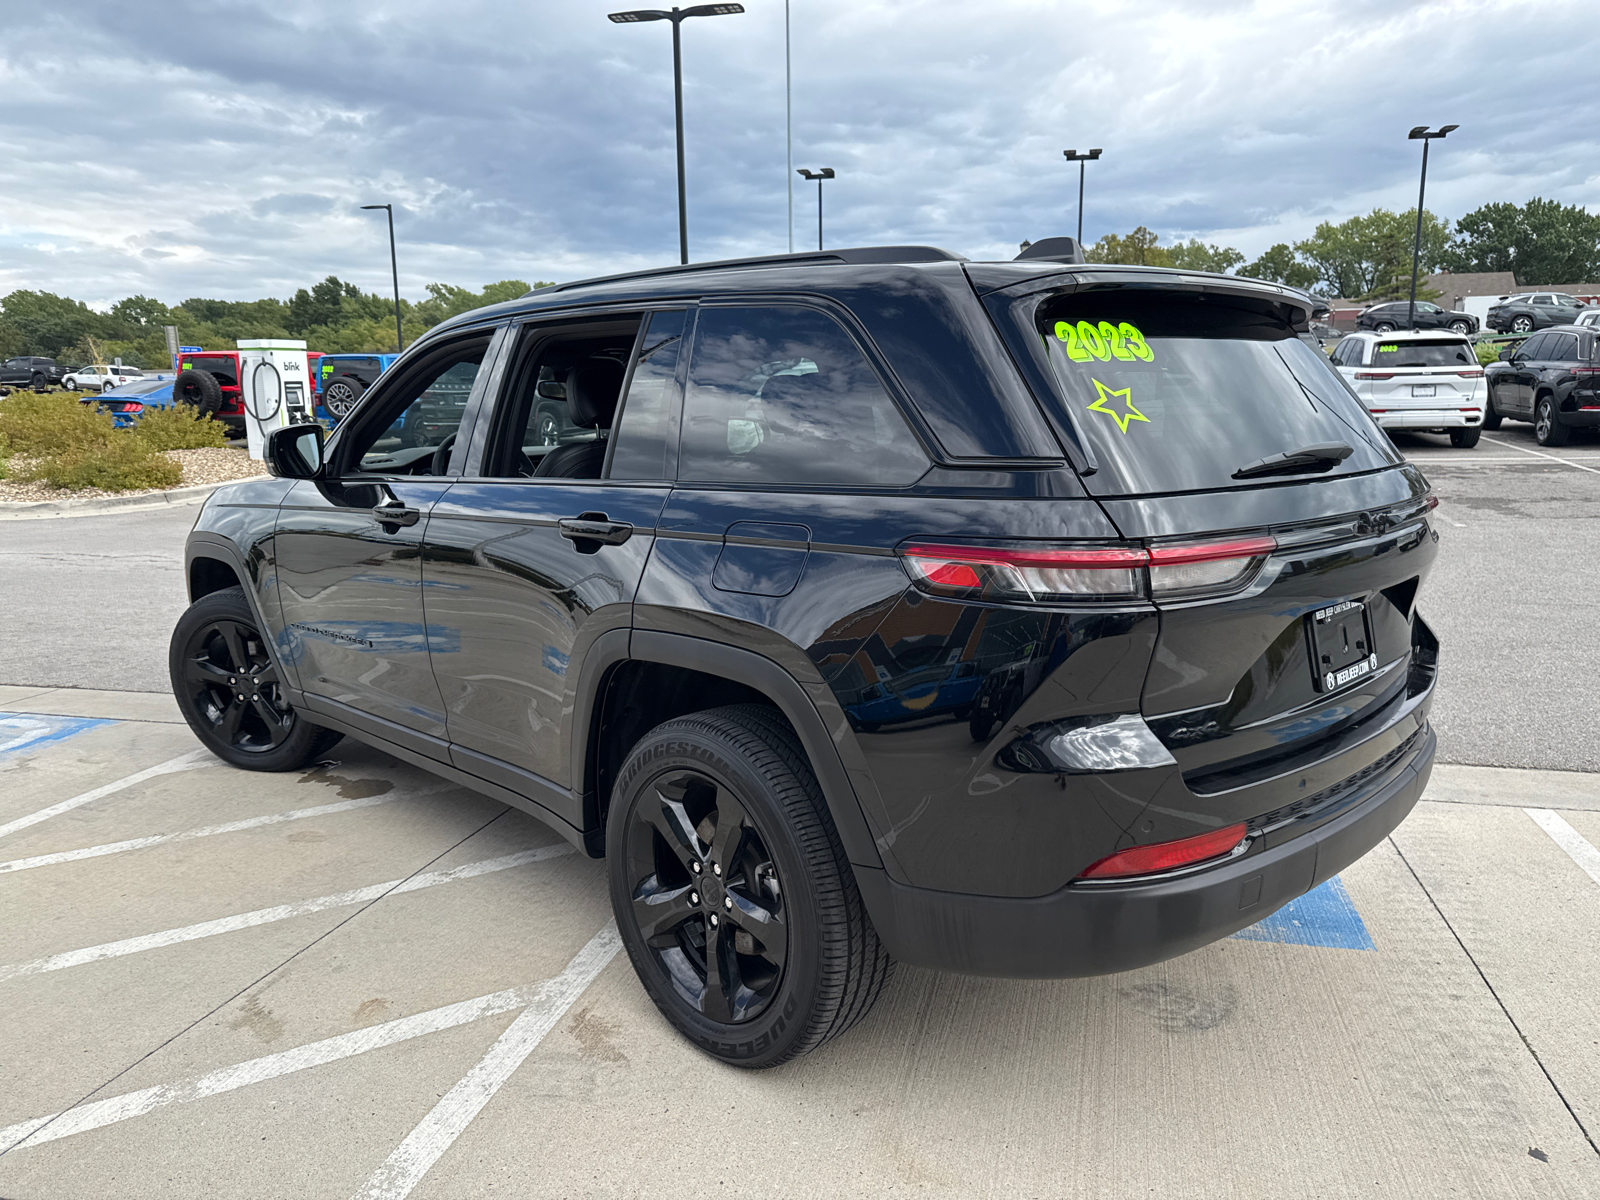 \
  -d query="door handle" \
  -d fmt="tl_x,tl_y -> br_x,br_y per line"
374,499 -> 420,529
559,513 -> 633,547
